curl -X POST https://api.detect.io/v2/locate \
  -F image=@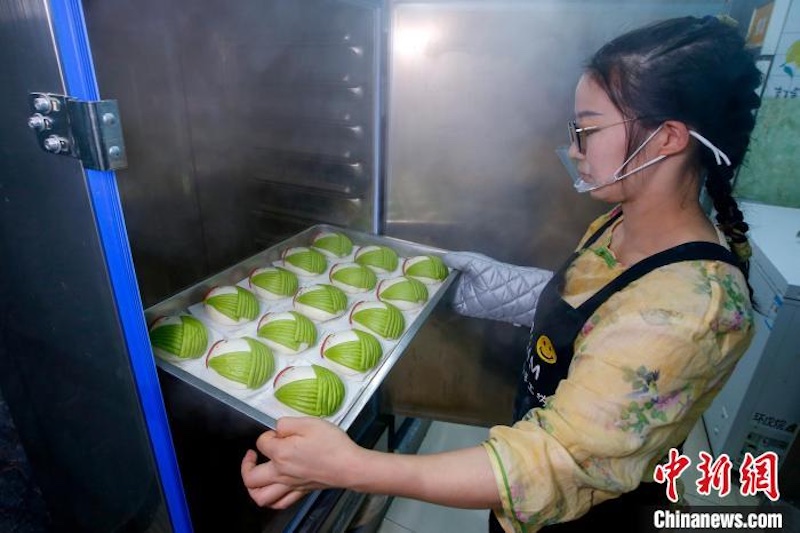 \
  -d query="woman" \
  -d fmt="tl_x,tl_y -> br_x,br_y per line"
241,16 -> 759,532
